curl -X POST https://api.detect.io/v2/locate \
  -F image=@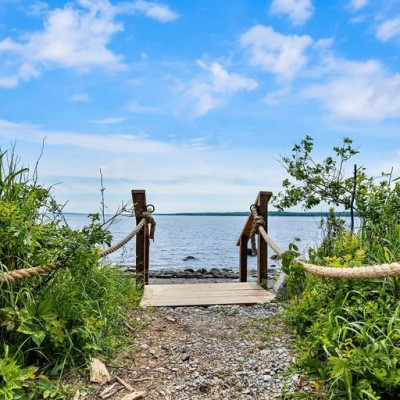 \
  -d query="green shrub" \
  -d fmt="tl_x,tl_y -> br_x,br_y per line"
0,149 -> 141,398
275,136 -> 400,399
282,202 -> 400,399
